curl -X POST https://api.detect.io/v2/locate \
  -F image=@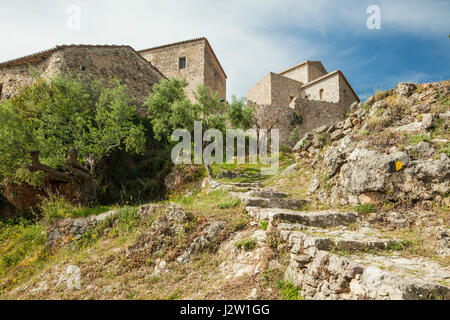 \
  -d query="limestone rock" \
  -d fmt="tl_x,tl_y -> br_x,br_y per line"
396,82 -> 417,97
